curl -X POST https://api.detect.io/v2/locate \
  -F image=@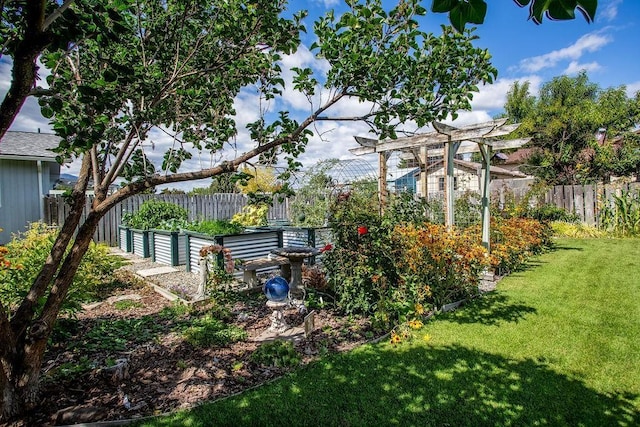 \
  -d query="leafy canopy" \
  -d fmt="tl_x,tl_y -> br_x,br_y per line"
505,72 -> 640,184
